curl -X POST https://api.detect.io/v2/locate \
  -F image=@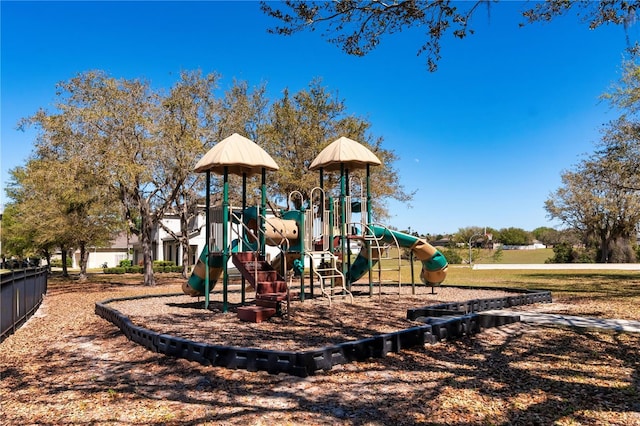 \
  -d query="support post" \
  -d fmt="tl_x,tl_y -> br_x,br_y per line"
299,206 -> 305,302
205,171 -> 211,309
340,163 -> 348,286
222,168 -> 229,313
260,168 -> 267,258
241,172 -> 247,305
366,164 -> 374,296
